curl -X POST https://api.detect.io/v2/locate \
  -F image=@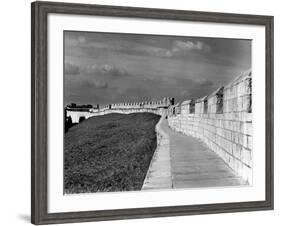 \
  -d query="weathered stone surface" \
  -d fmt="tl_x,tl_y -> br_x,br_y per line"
167,71 -> 253,184
165,121 -> 247,188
